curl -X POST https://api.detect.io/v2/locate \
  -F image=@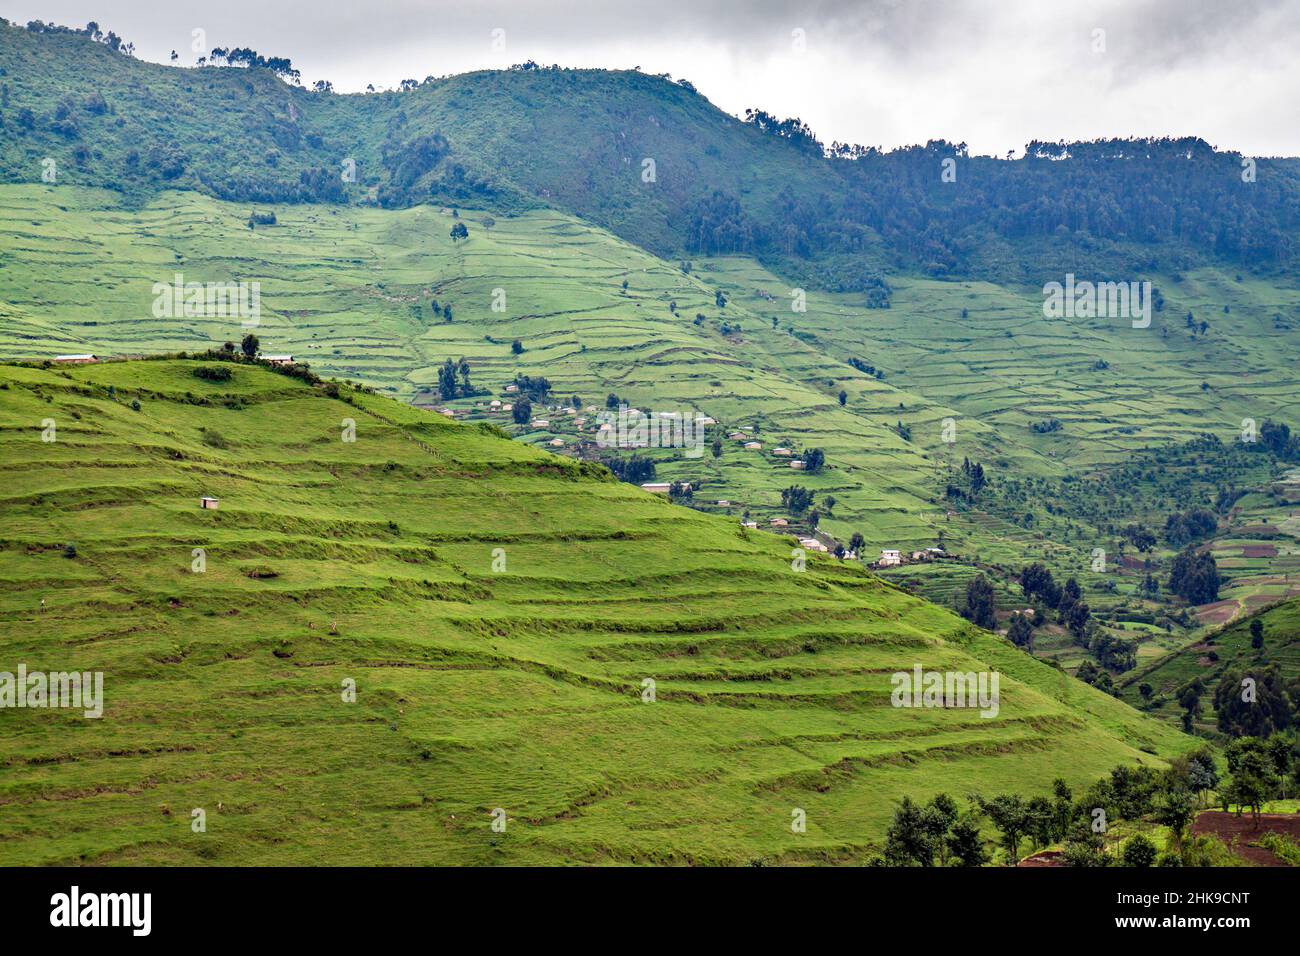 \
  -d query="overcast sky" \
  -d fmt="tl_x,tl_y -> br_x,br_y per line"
7,0 -> 1299,156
